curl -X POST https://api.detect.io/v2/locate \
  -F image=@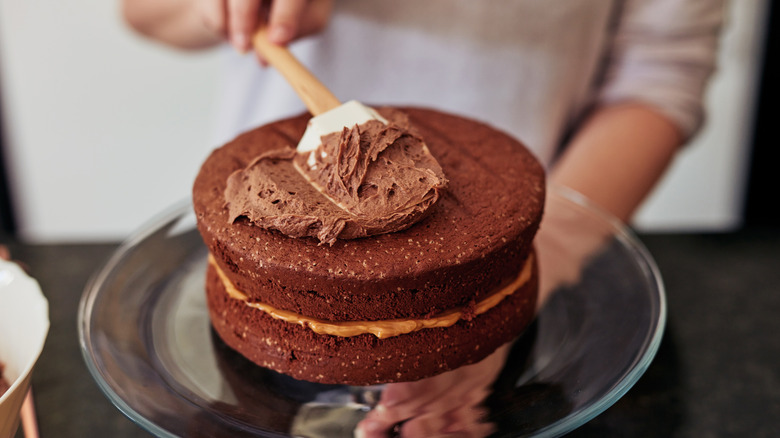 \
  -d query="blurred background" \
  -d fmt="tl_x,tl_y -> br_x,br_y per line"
0,0 -> 776,243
